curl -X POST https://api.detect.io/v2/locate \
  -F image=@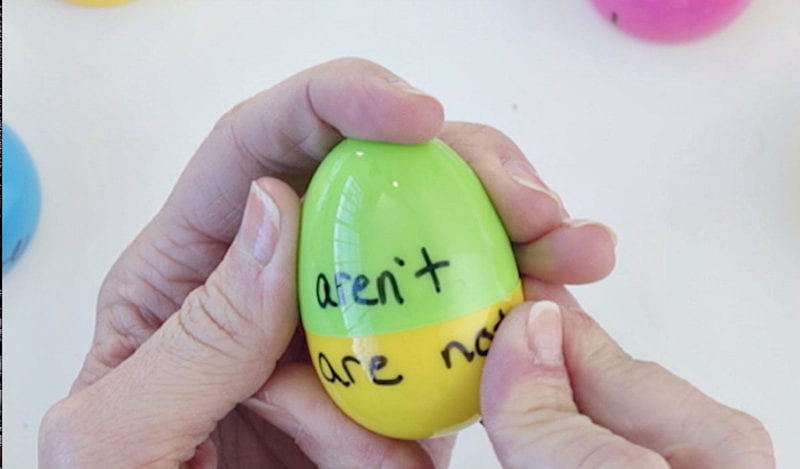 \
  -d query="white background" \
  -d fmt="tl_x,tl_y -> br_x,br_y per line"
4,1 -> 799,467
